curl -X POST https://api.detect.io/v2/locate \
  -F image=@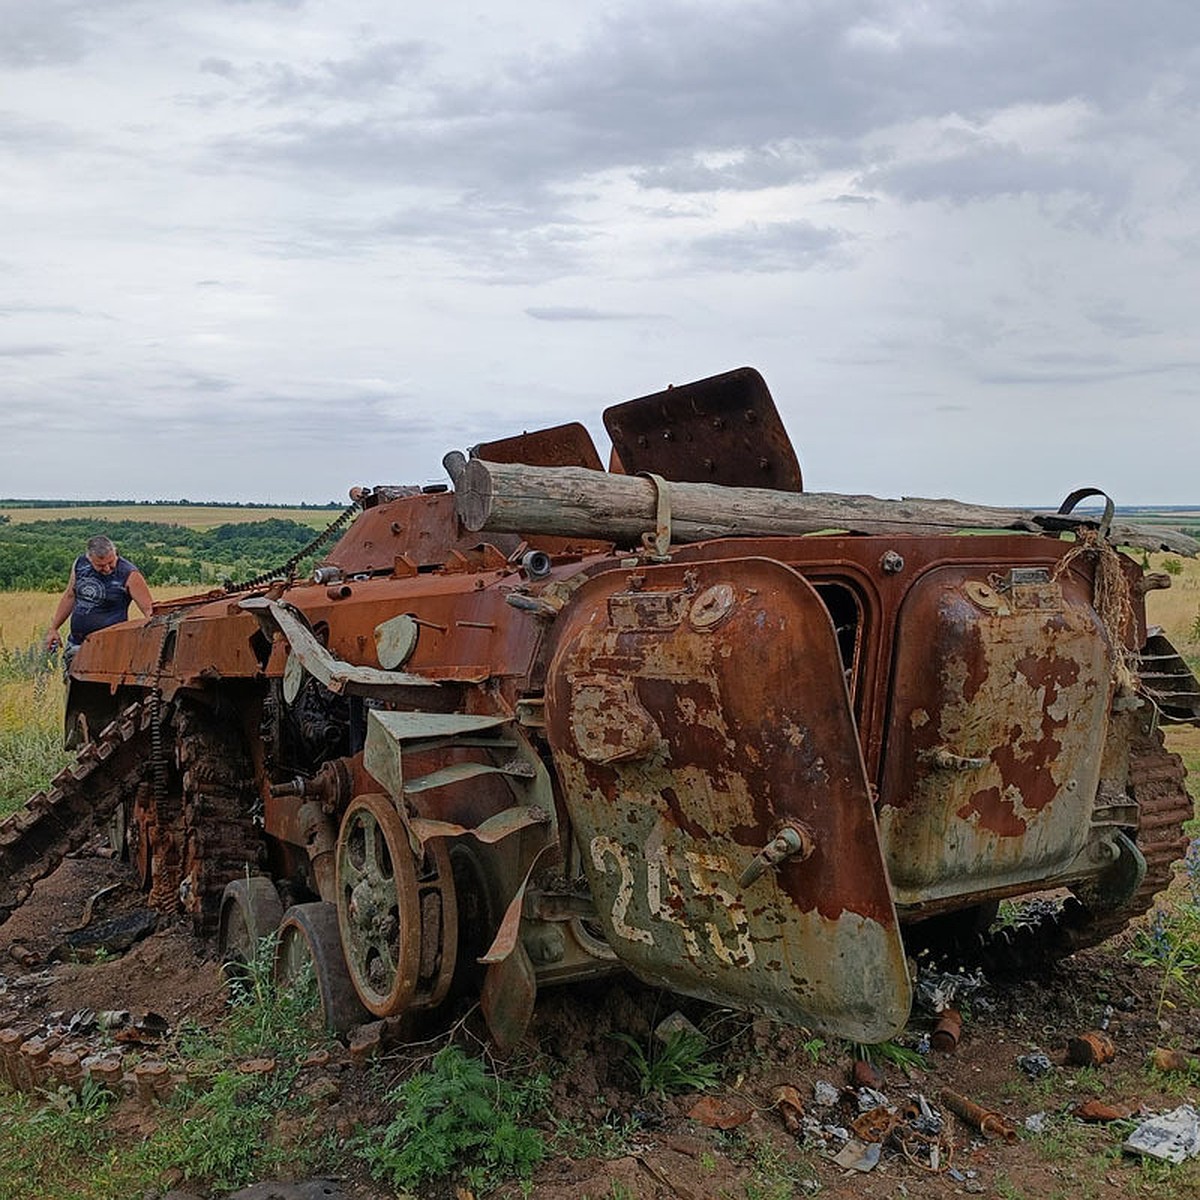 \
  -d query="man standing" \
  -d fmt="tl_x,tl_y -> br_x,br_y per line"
44,535 -> 155,669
